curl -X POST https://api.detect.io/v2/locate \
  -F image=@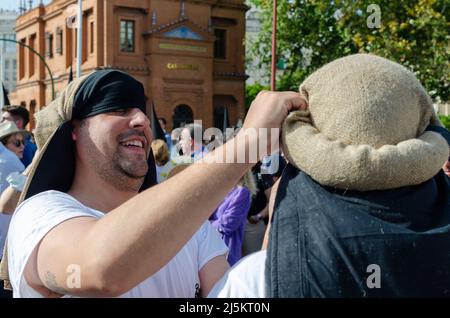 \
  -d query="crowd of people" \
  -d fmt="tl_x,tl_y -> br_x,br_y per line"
0,54 -> 449,298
